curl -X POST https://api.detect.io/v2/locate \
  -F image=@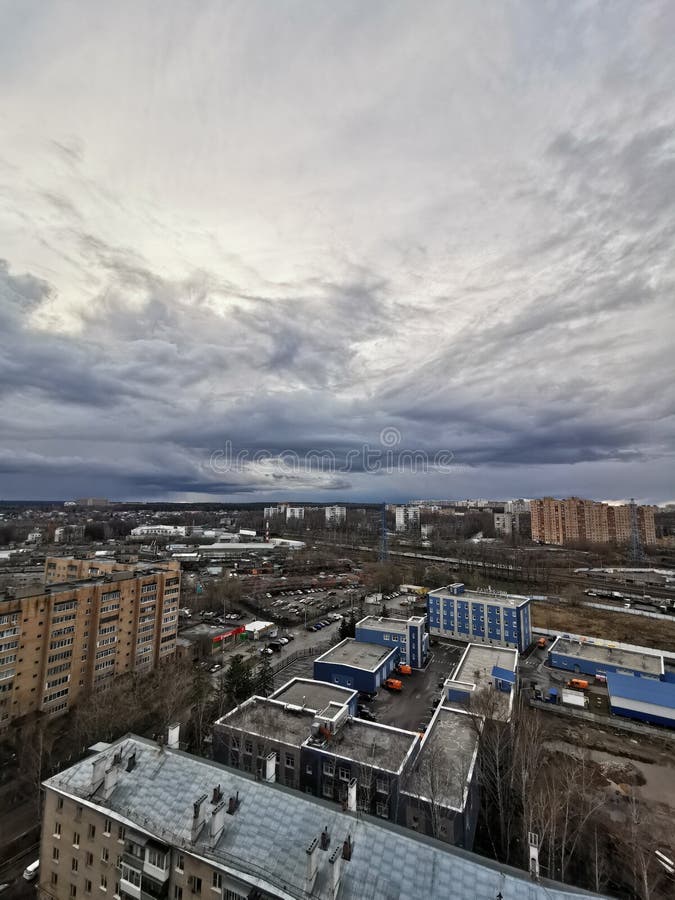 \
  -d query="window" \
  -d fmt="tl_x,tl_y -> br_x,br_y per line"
174,889 -> 183,900
72,858 -> 79,872
175,855 -> 184,873
338,767 -> 349,781
88,824 -> 96,839
376,800 -> 388,818
57,797 -> 64,811
100,875 -> 108,891
101,848 -> 109,863
244,740 -> 252,754
117,826 -> 125,842
212,872 -> 222,890
54,822 -> 62,838
73,832 -> 80,848
52,848 -> 60,861
322,762 -> 334,777
51,872 -> 58,886
85,881 -> 92,894
75,805 -> 83,821
121,868 -> 141,888
147,849 -> 166,869
322,783 -> 333,799
305,764 -> 312,775
376,777 -> 388,794
285,754 -> 295,768
70,884 -> 77,898
191,876 -> 202,895
85,852 -> 93,867
104,819 -> 112,836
